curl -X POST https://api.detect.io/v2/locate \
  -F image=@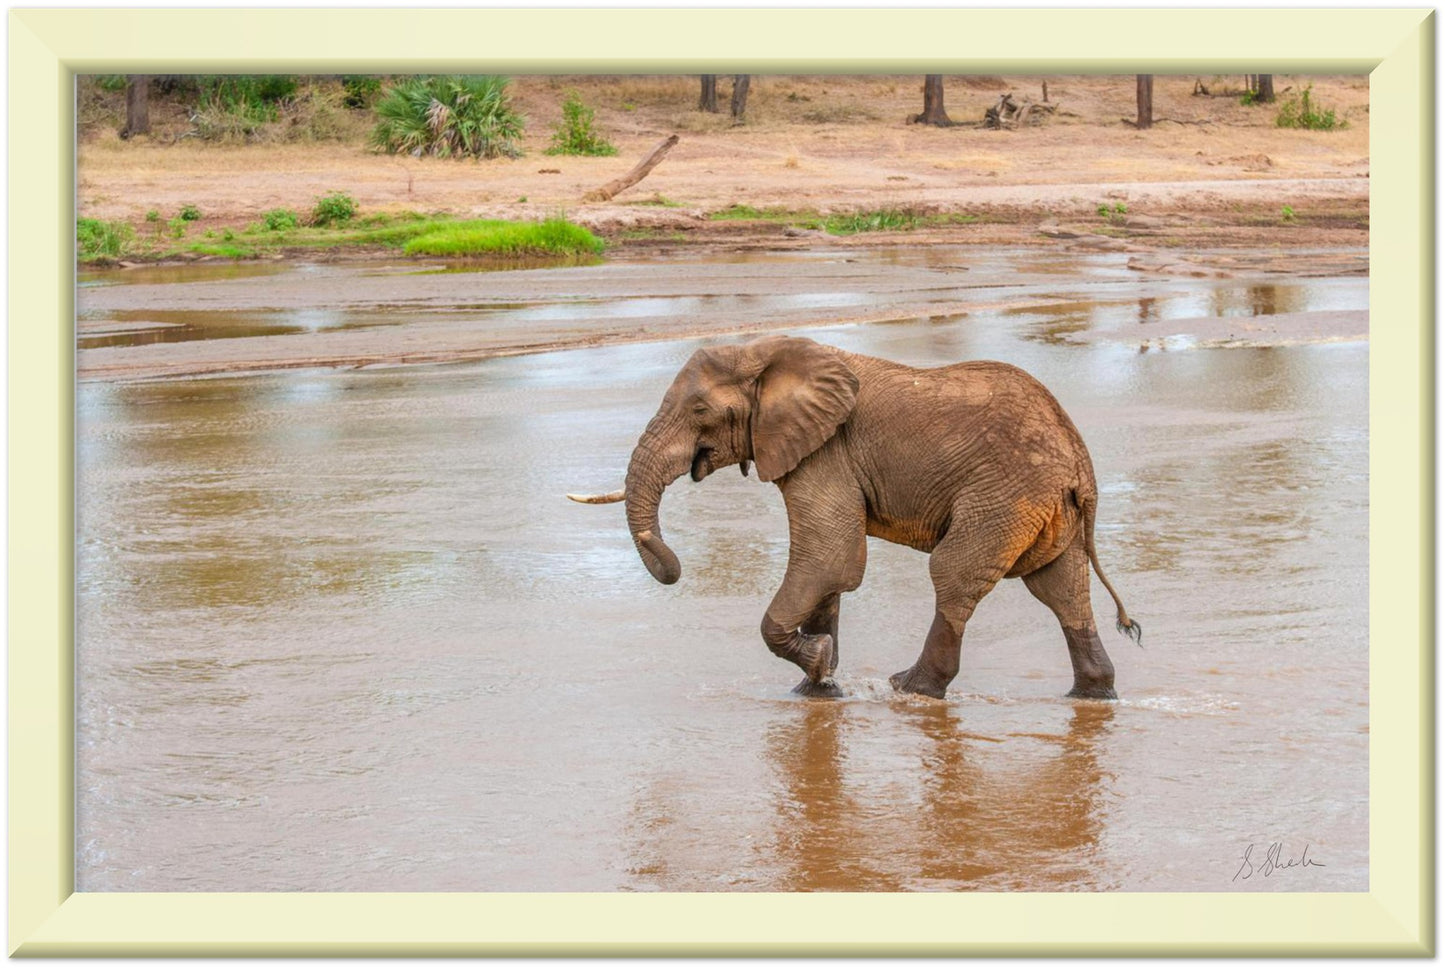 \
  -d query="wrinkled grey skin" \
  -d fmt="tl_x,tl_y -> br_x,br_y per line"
604,335 -> 1139,700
